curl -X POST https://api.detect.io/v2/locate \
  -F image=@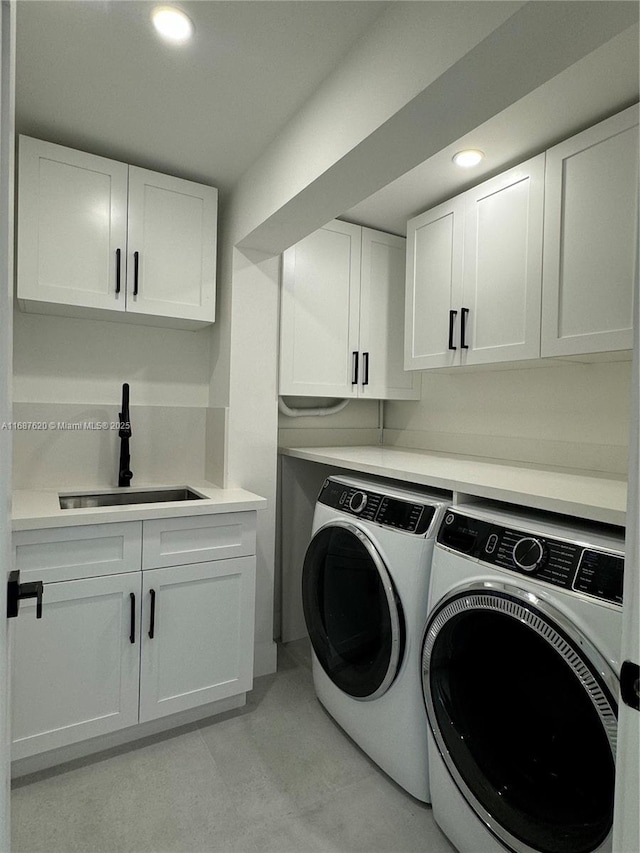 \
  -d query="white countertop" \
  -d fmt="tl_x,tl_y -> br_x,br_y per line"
12,481 -> 267,531
279,445 -> 627,527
